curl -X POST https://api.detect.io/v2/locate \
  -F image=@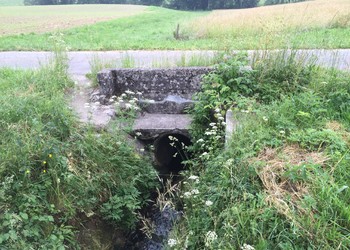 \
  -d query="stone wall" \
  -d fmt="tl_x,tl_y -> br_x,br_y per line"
97,67 -> 212,101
